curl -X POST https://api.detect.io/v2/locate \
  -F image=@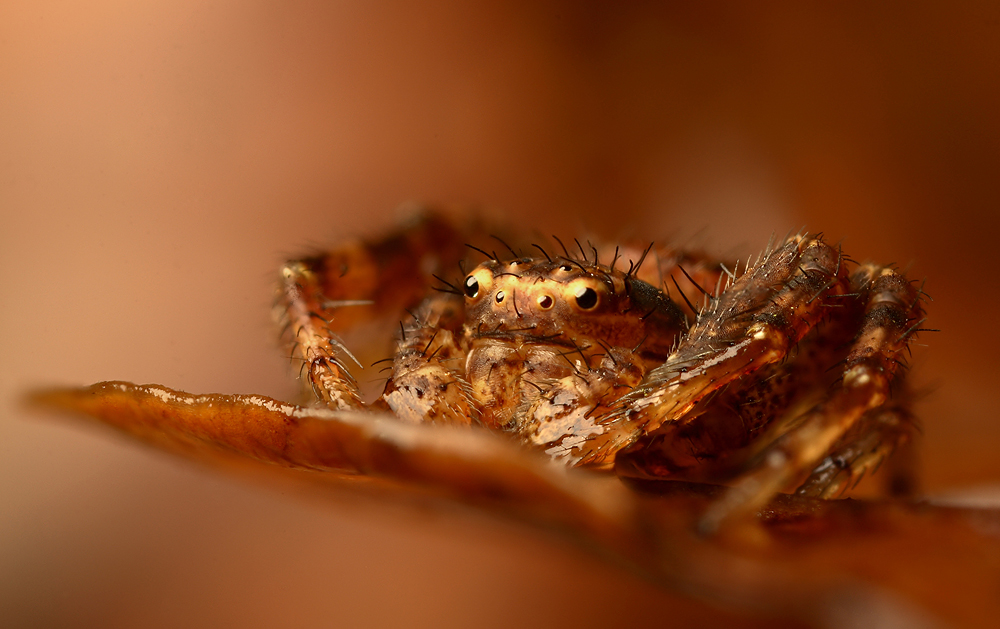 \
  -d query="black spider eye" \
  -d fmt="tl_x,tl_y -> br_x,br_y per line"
463,276 -> 479,298
559,264 -> 573,272
574,286 -> 598,310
